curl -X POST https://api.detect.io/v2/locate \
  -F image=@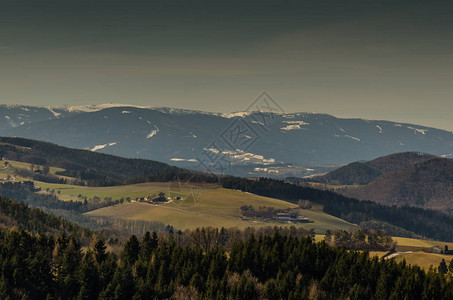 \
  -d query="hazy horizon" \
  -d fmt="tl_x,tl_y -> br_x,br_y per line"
1,0 -> 453,131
